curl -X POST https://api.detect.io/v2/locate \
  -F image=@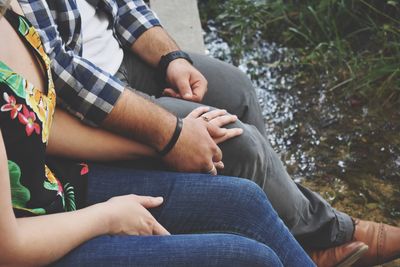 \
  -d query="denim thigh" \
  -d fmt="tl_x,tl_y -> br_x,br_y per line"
72,164 -> 314,267
51,233 -> 283,267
